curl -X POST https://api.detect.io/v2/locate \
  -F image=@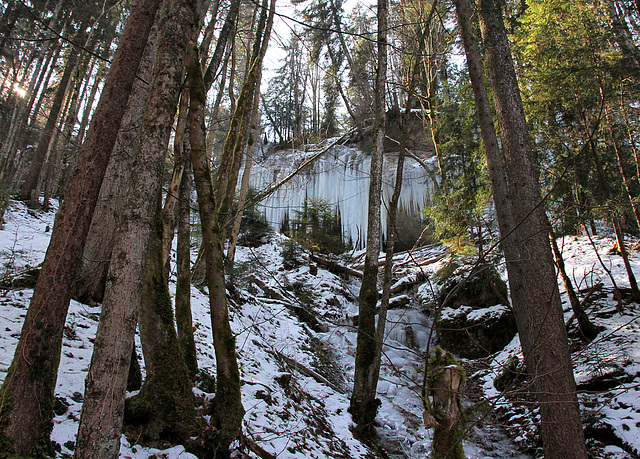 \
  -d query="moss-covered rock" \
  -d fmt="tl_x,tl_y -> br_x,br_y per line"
436,304 -> 517,358
434,263 -> 514,358
437,263 -> 509,309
